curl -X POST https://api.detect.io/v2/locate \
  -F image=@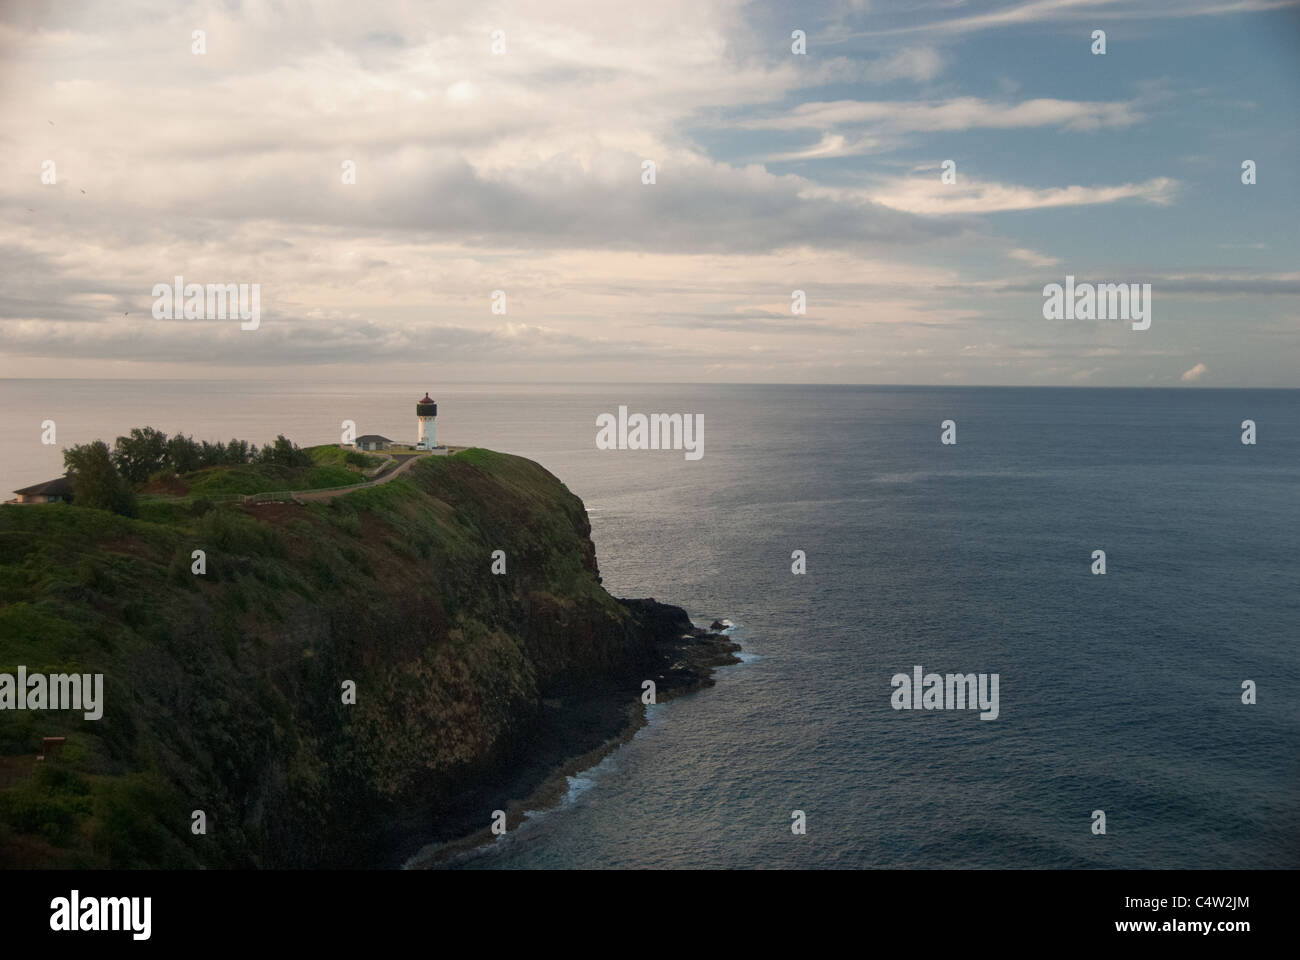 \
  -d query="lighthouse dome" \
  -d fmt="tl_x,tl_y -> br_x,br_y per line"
416,393 -> 437,417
